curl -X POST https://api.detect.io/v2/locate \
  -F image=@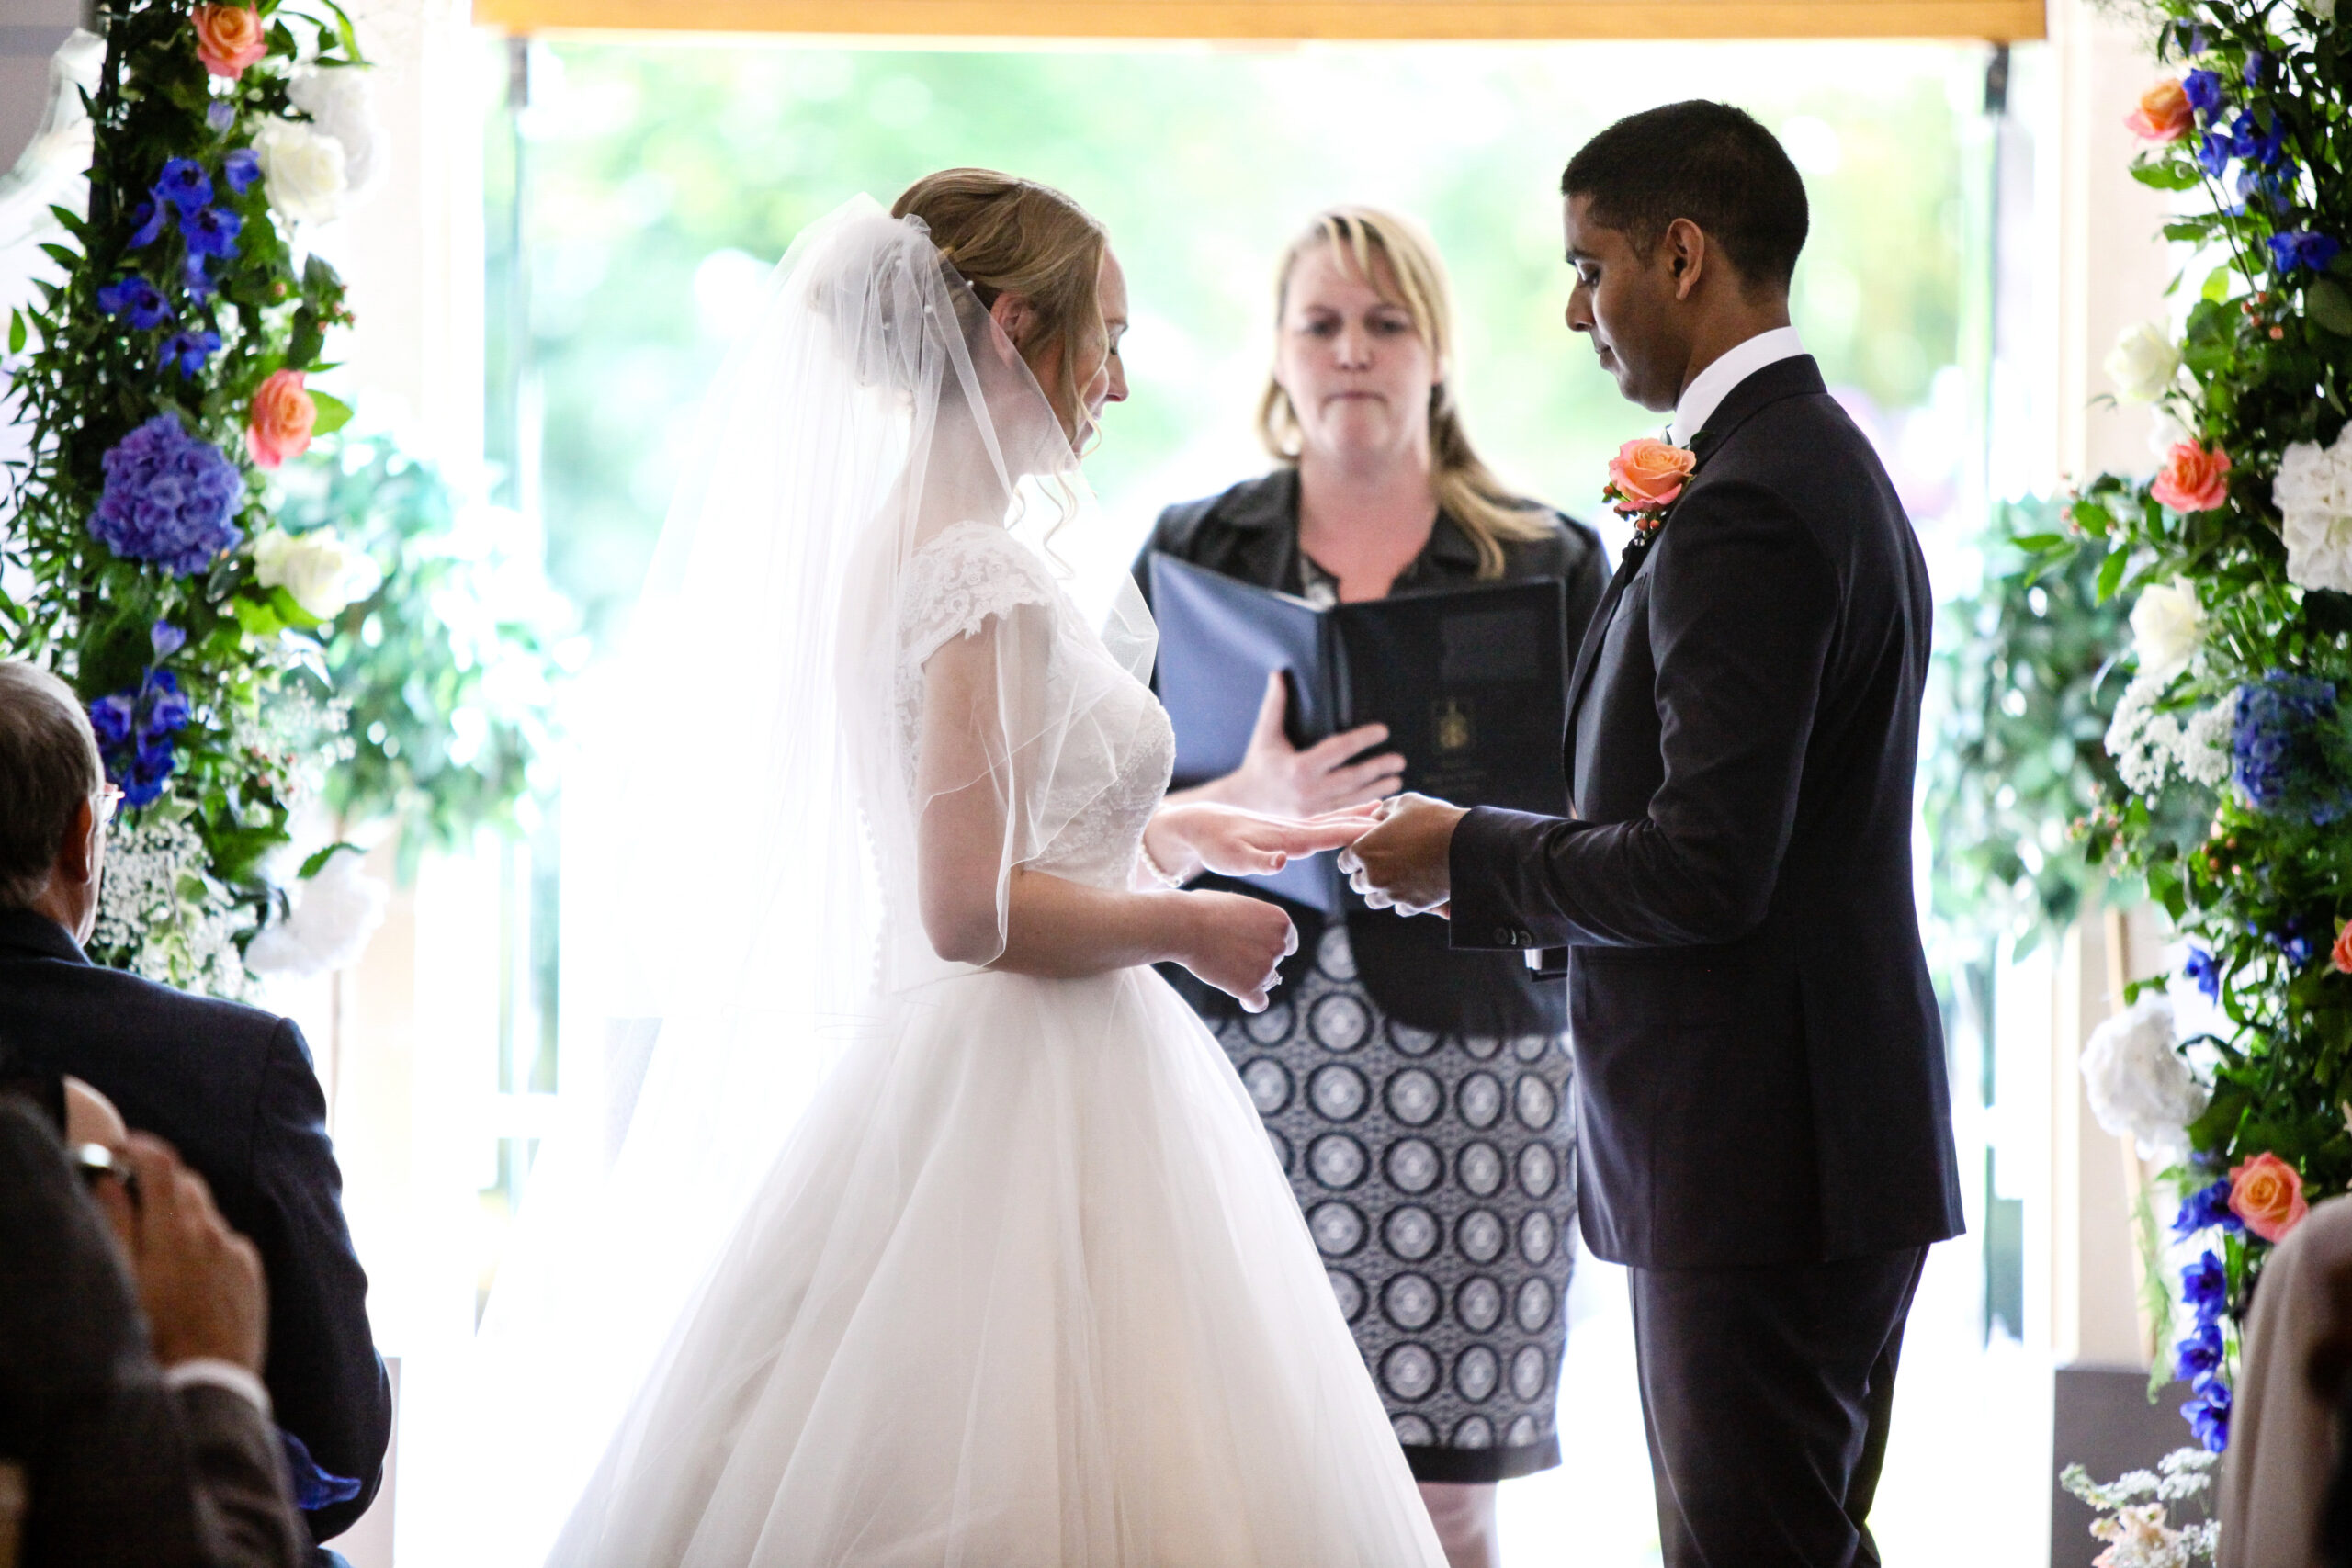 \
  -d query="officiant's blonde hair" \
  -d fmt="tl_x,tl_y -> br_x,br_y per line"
1260,208 -> 1551,579
892,169 -> 1109,449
